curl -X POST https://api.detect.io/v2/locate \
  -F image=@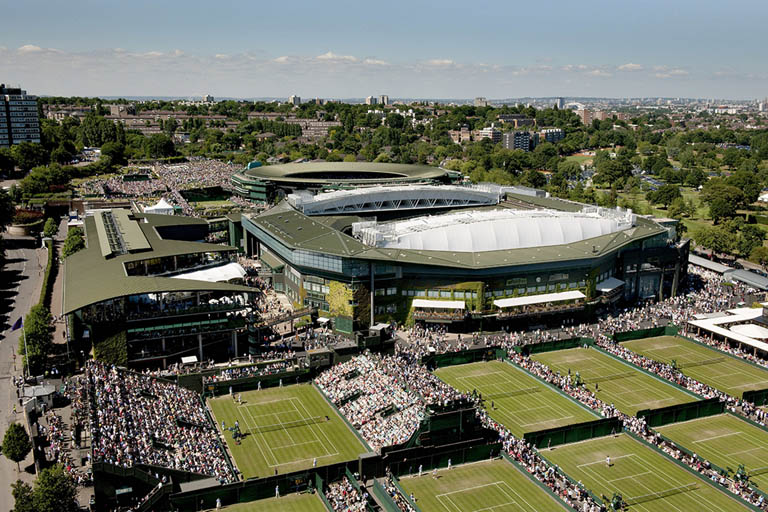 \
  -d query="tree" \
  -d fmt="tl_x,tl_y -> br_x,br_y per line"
646,184 -> 682,208
62,227 -> 85,258
100,142 -> 126,166
0,147 -> 16,173
32,464 -> 78,512
0,188 -> 14,227
143,134 -> 176,158
11,480 -> 34,512
738,225 -> 766,258
11,143 -> 48,171
750,246 -> 768,268
21,304 -> 52,375
693,225 -> 738,255
2,423 -> 32,471
42,218 -> 57,238
709,197 -> 738,224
